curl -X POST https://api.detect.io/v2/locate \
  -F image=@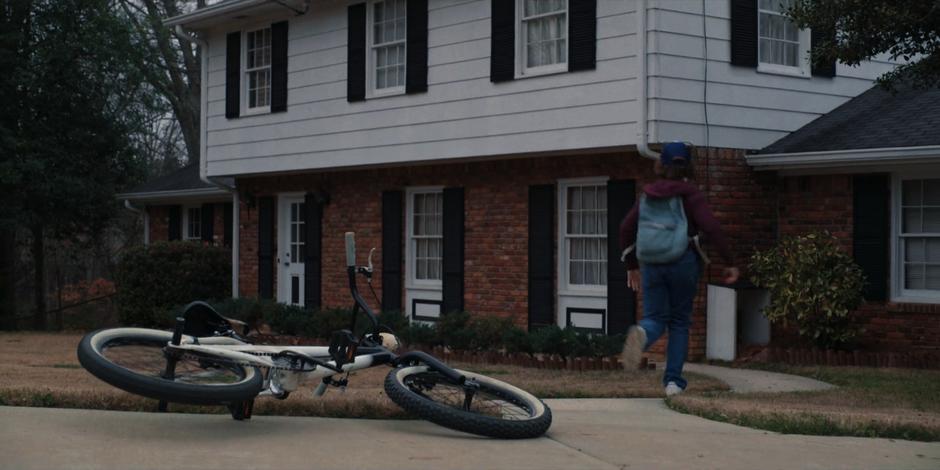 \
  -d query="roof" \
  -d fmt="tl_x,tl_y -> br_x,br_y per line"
760,82 -> 940,154
118,165 -> 229,202
165,0 -> 306,30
